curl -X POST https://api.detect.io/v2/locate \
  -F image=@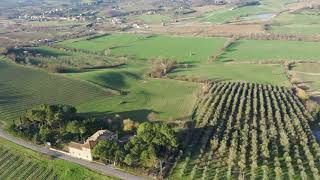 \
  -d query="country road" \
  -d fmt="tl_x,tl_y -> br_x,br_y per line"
0,128 -> 148,180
